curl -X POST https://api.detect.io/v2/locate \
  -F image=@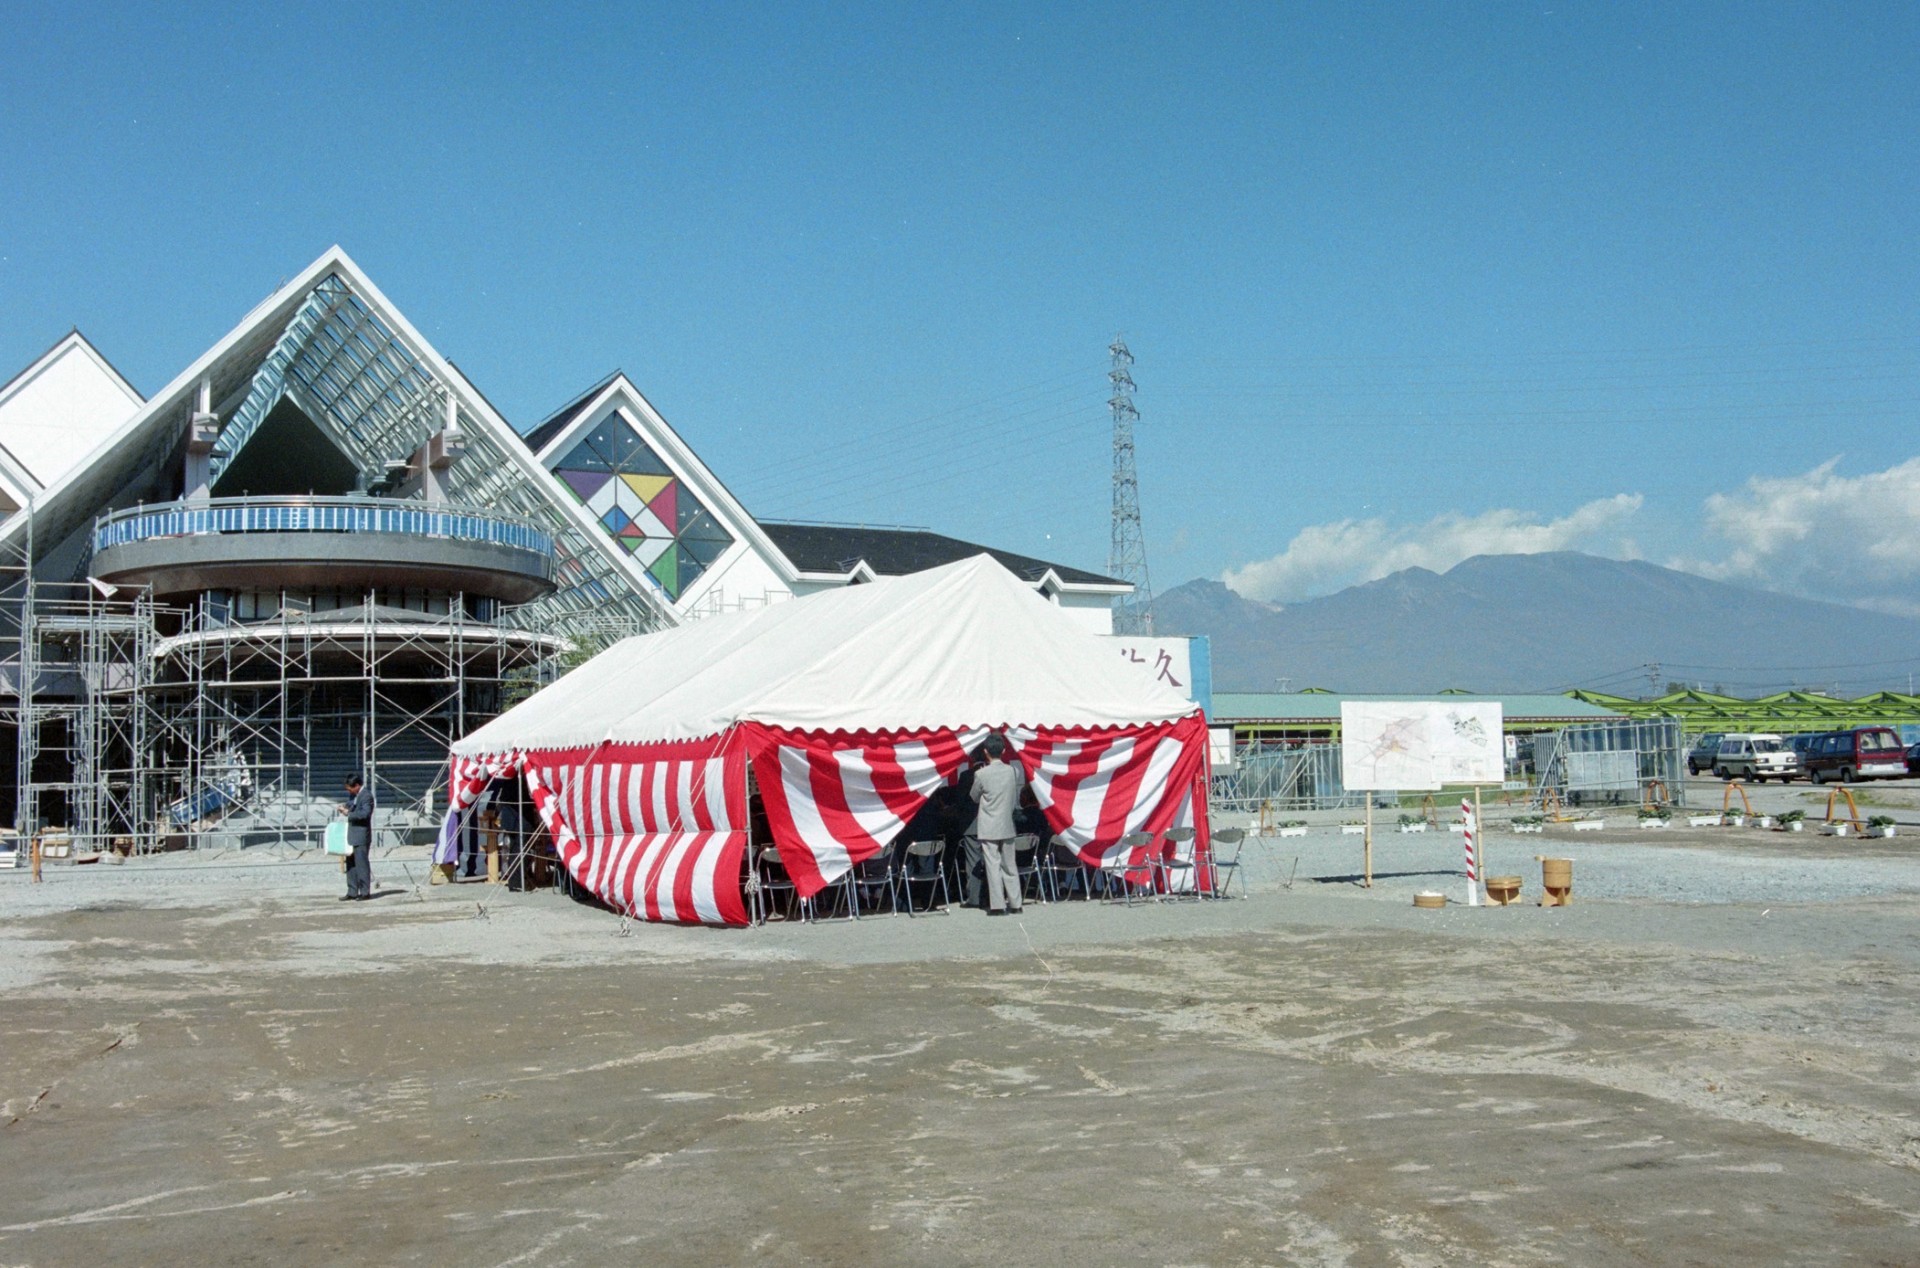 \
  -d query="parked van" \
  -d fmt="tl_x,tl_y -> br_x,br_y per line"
1803,727 -> 1908,783
1685,733 -> 1724,776
1711,734 -> 1797,782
